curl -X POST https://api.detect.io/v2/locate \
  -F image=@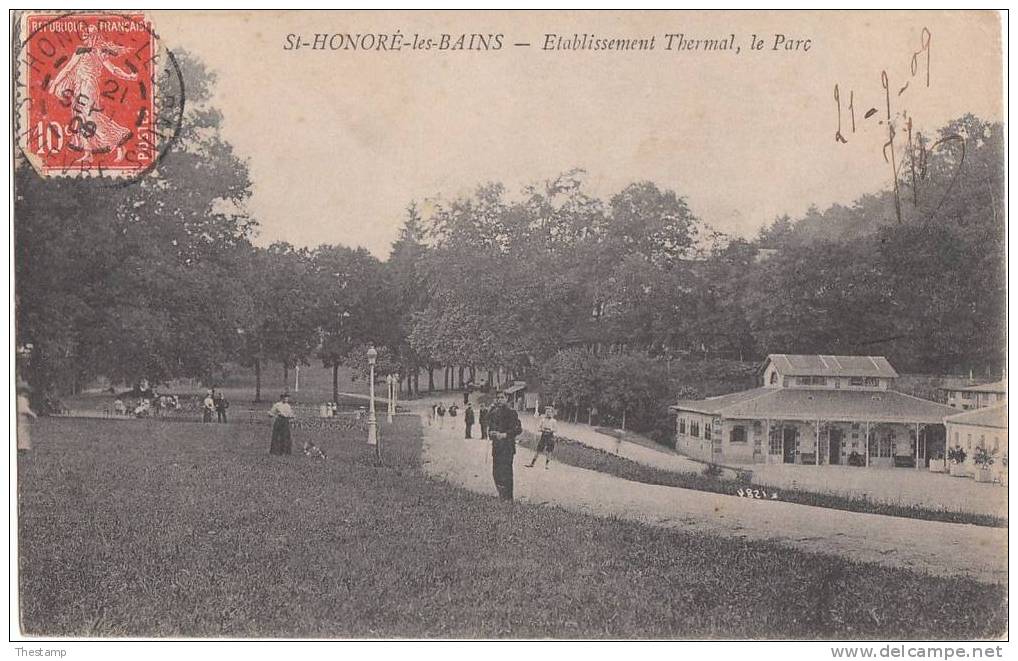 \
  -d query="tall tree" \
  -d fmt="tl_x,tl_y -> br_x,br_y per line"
387,203 -> 431,394
248,243 -> 320,395
740,115 -> 1004,374
314,244 -> 394,402
15,51 -> 255,401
